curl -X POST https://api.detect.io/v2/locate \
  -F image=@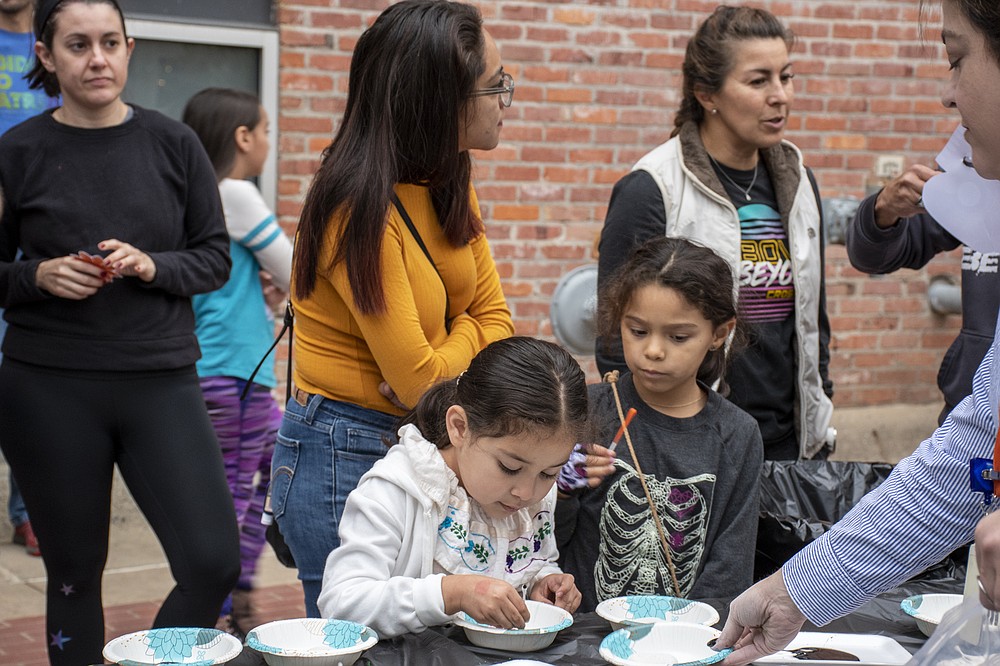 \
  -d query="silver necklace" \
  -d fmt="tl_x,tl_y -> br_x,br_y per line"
708,153 -> 758,201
